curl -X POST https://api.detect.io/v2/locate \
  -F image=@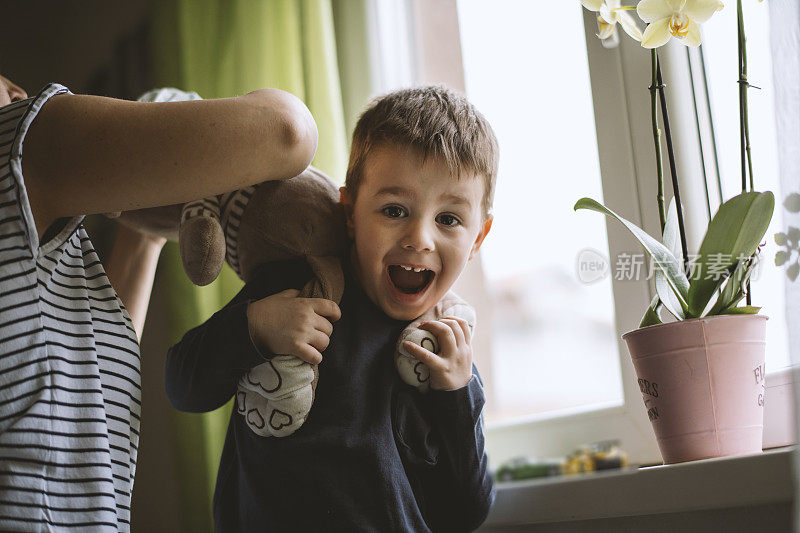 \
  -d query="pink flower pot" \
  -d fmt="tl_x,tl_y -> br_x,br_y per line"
622,314 -> 767,464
